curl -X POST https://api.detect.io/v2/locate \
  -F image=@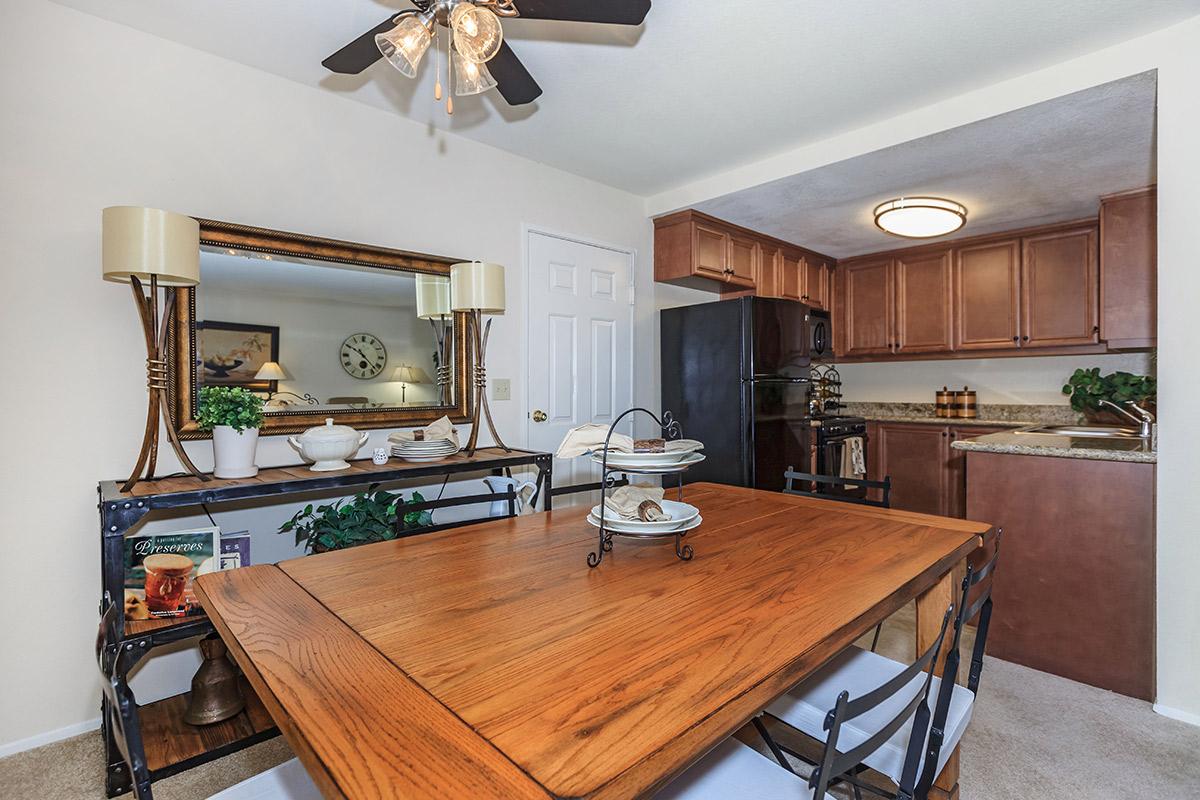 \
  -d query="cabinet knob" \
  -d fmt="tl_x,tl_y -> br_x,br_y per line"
1022,335 -> 1029,341
1012,336 -> 1019,343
